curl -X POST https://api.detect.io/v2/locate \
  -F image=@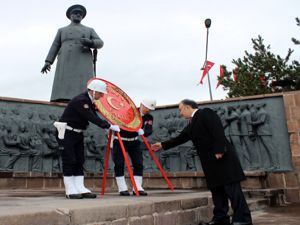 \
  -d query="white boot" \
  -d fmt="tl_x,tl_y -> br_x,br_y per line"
74,176 -> 91,193
133,176 -> 144,191
63,176 -> 82,199
116,176 -> 128,192
116,176 -> 129,196
133,176 -> 147,196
